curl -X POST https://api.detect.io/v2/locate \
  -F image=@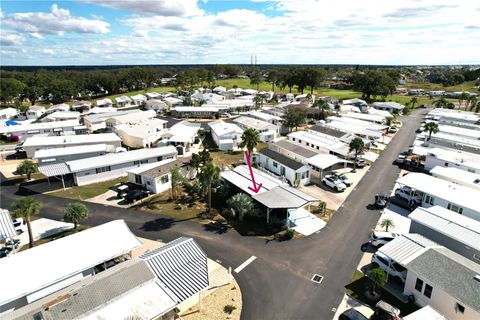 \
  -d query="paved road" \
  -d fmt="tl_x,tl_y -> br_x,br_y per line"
0,109 -> 426,320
